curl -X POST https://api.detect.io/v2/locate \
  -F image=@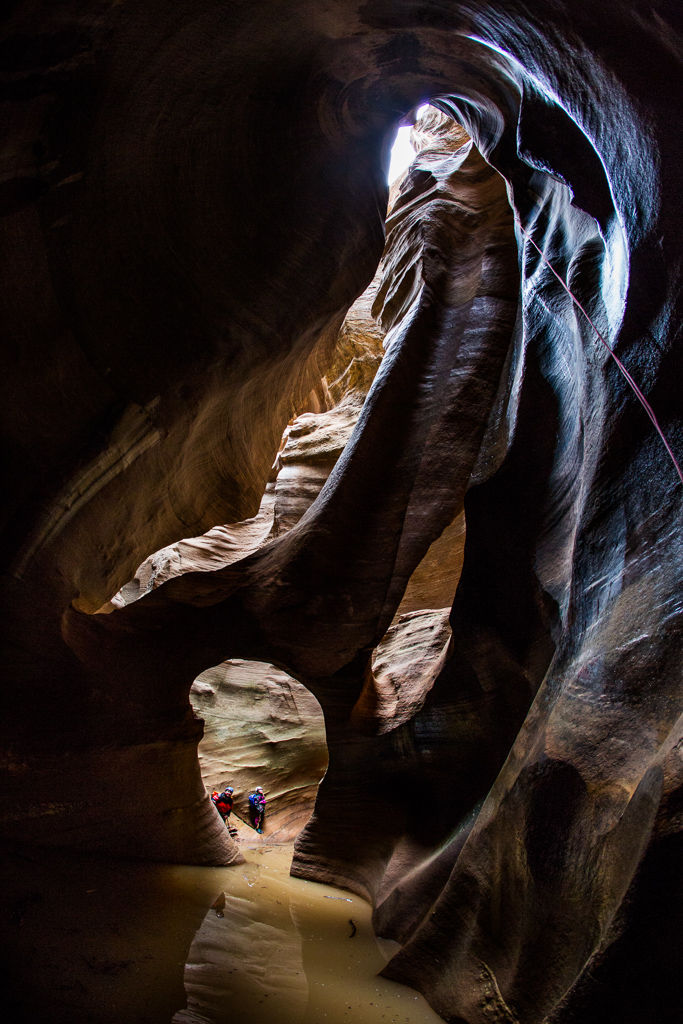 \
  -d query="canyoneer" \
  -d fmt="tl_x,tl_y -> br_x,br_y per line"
212,786 -> 234,826
248,787 -> 266,833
